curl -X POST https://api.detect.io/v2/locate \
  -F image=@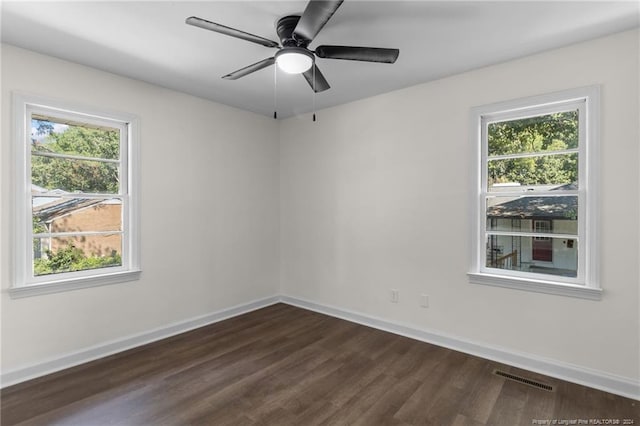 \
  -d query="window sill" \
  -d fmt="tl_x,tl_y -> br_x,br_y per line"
468,272 -> 602,300
9,269 -> 141,299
